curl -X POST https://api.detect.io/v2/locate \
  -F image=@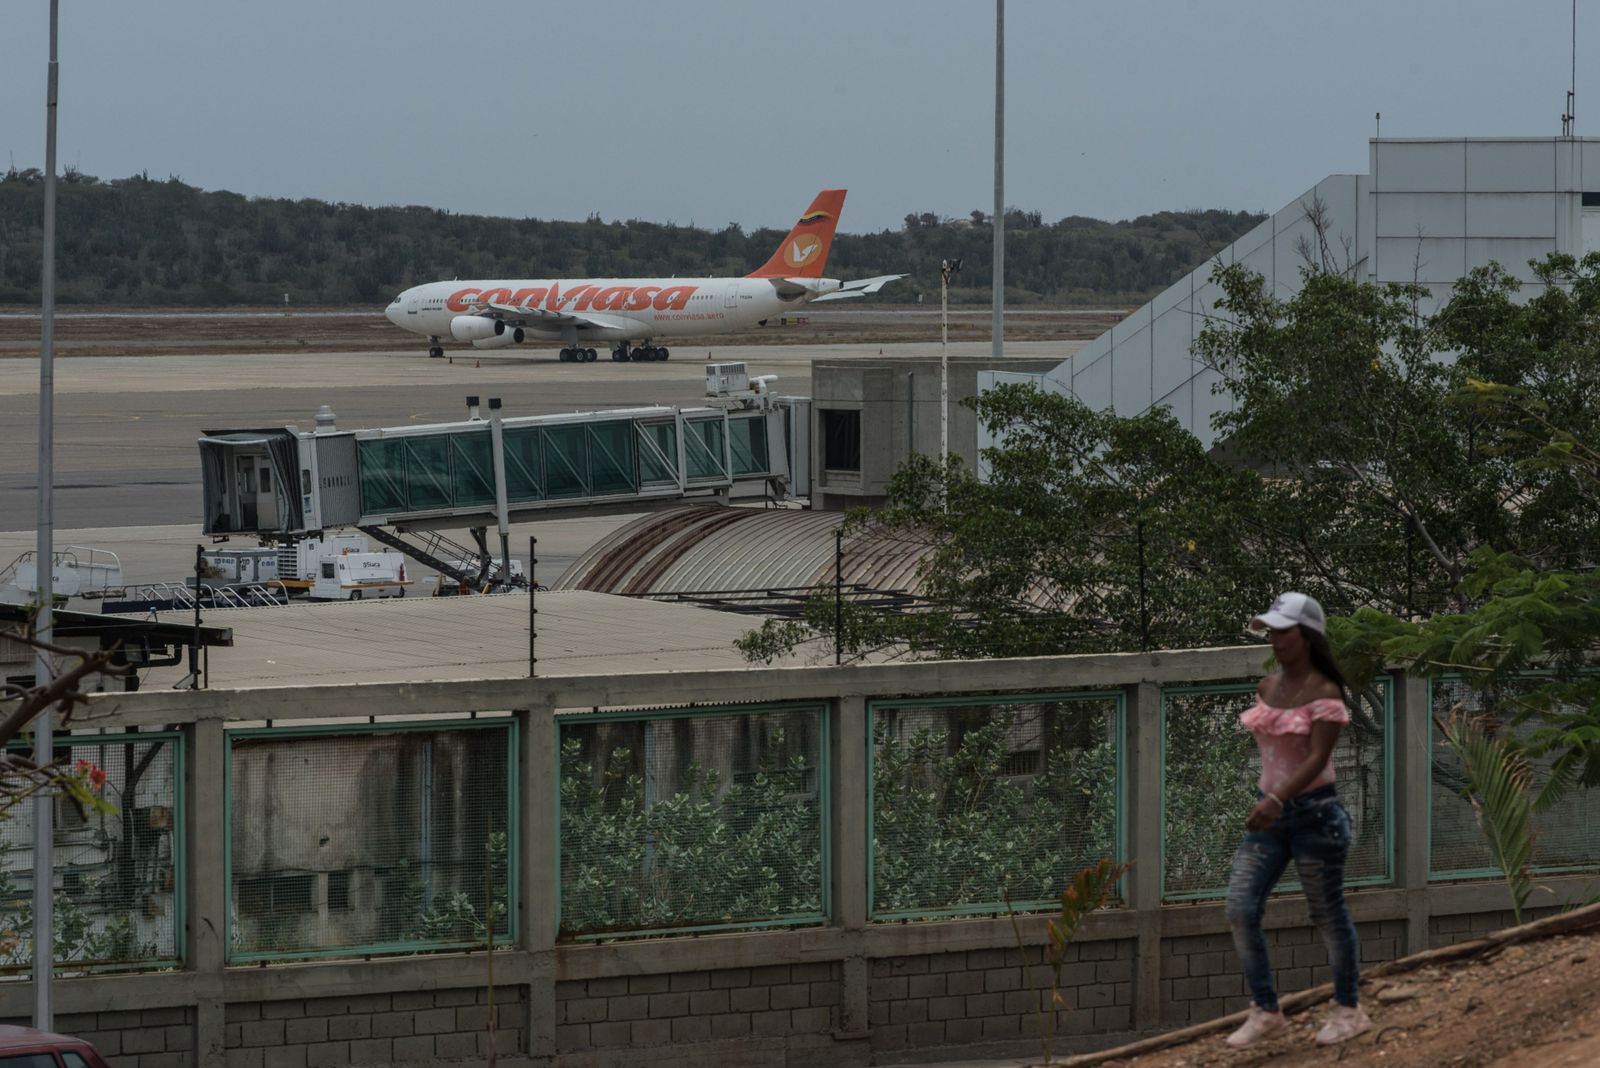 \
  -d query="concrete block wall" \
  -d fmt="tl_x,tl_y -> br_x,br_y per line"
554,963 -> 839,1059
867,942 -> 1135,1063
5,1008 -> 196,1068
217,988 -> 523,1068
1427,905 -> 1559,950
1157,918 -> 1406,1028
